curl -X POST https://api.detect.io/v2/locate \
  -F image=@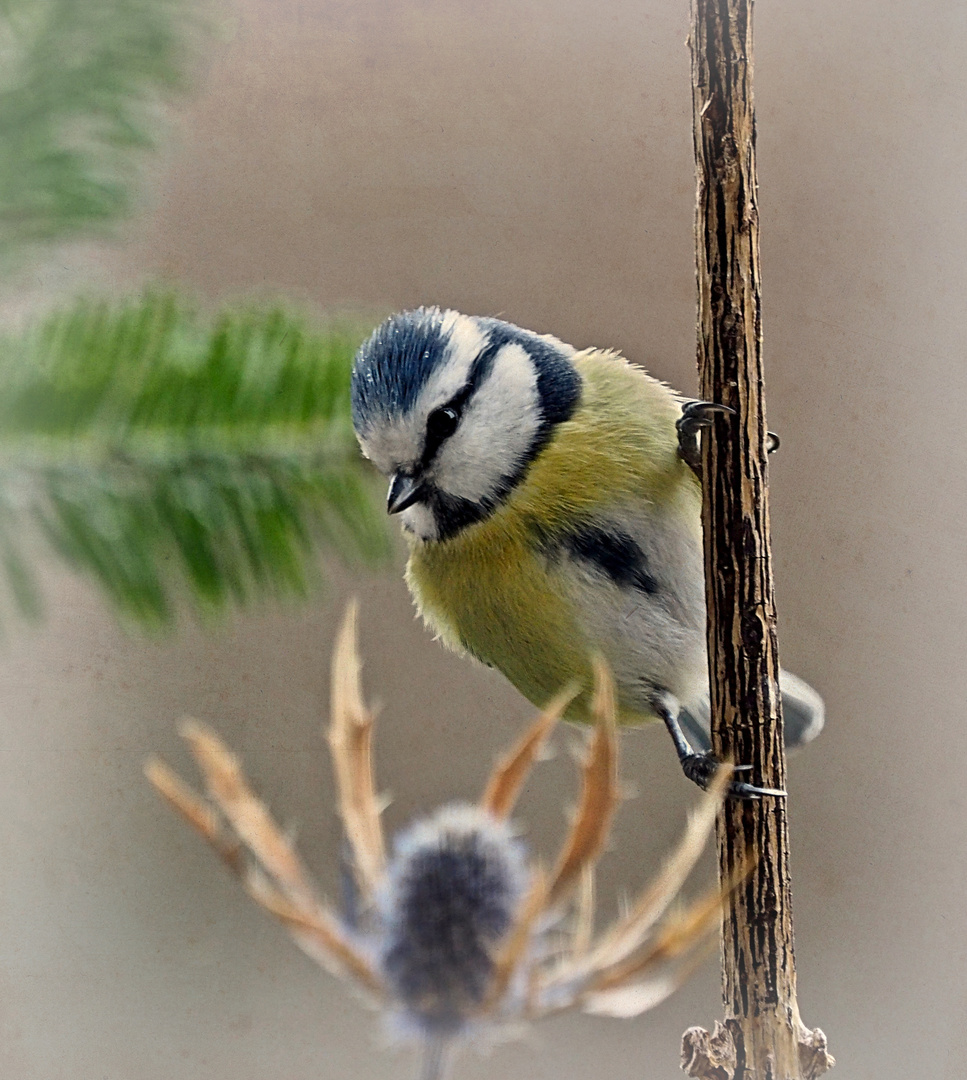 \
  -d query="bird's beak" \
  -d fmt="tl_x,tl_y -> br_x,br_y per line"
387,471 -> 427,514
